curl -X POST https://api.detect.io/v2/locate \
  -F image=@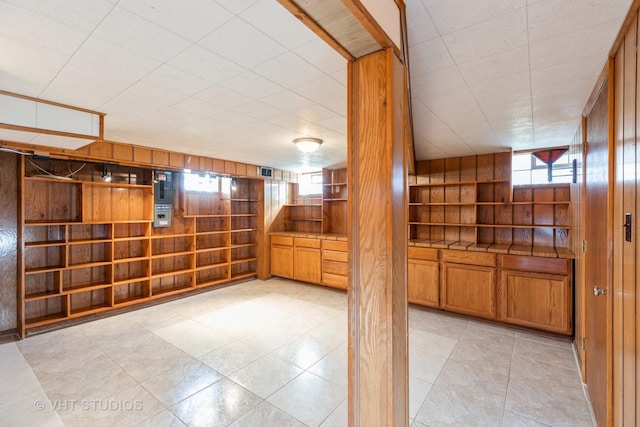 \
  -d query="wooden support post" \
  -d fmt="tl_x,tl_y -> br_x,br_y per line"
348,47 -> 408,427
